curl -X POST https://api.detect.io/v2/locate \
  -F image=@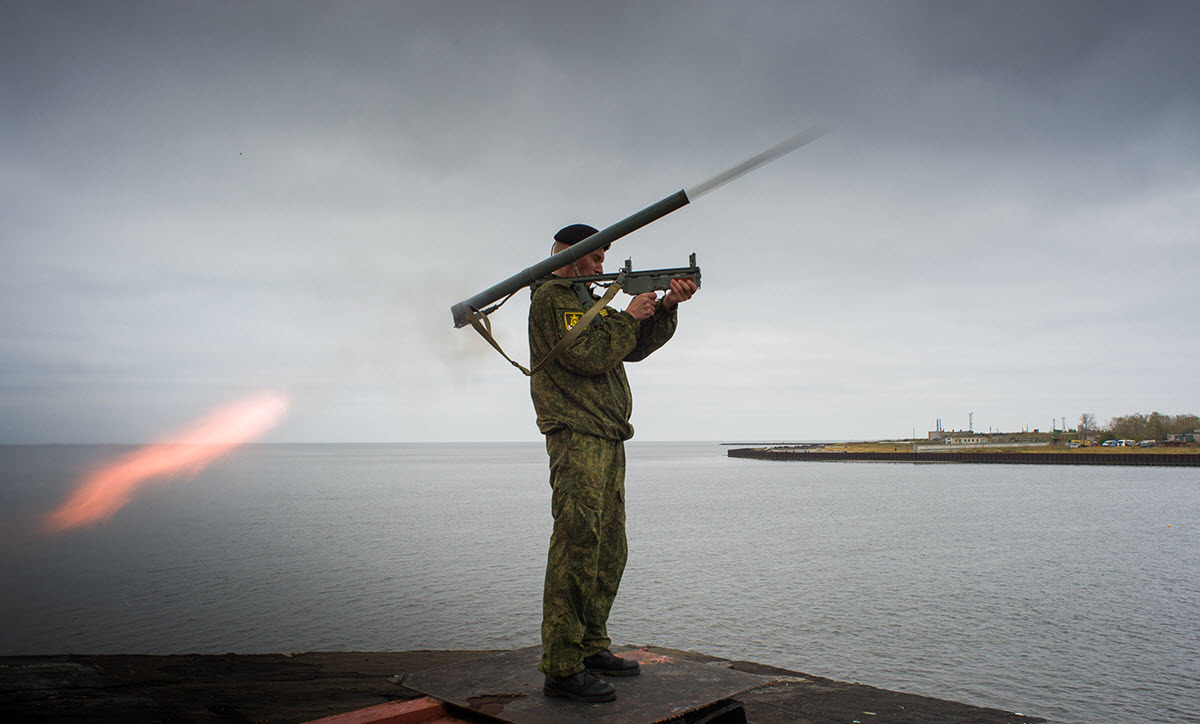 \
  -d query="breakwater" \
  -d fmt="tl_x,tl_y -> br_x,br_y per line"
728,447 -> 1200,466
